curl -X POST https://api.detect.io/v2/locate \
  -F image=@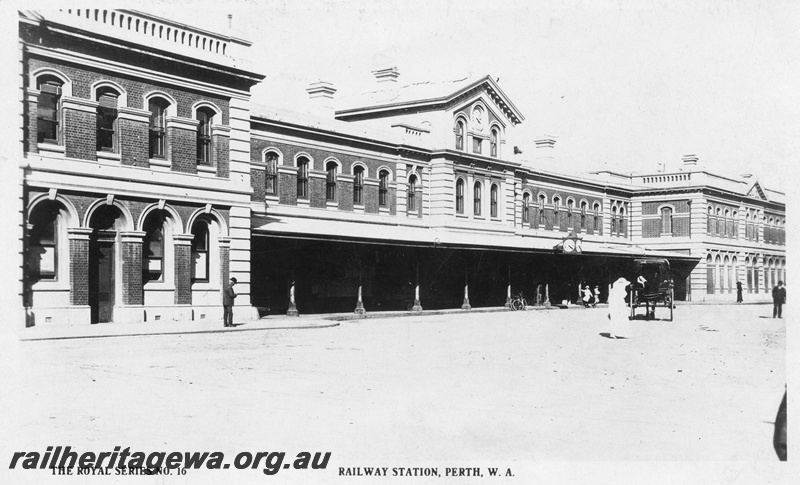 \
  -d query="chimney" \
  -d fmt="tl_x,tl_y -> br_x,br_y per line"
372,67 -> 400,83
682,154 -> 698,167
306,81 -> 337,117
534,137 -> 557,163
